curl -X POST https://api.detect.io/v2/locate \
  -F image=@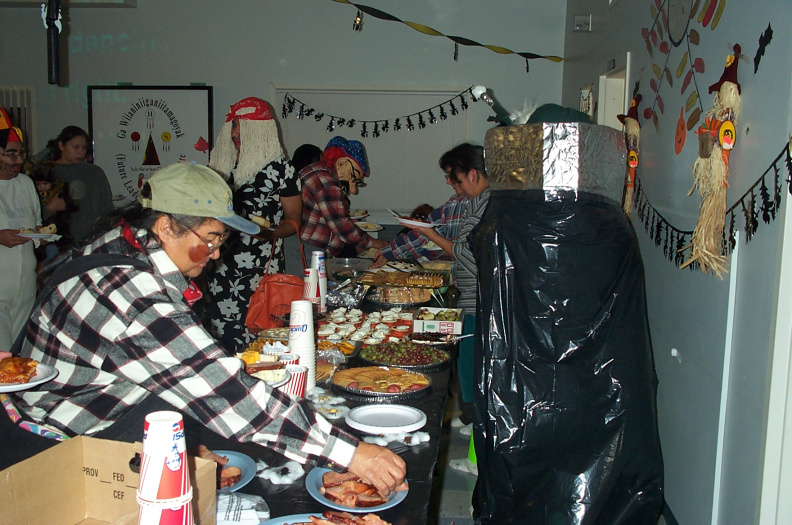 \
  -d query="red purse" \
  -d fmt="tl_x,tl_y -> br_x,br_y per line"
244,220 -> 306,331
